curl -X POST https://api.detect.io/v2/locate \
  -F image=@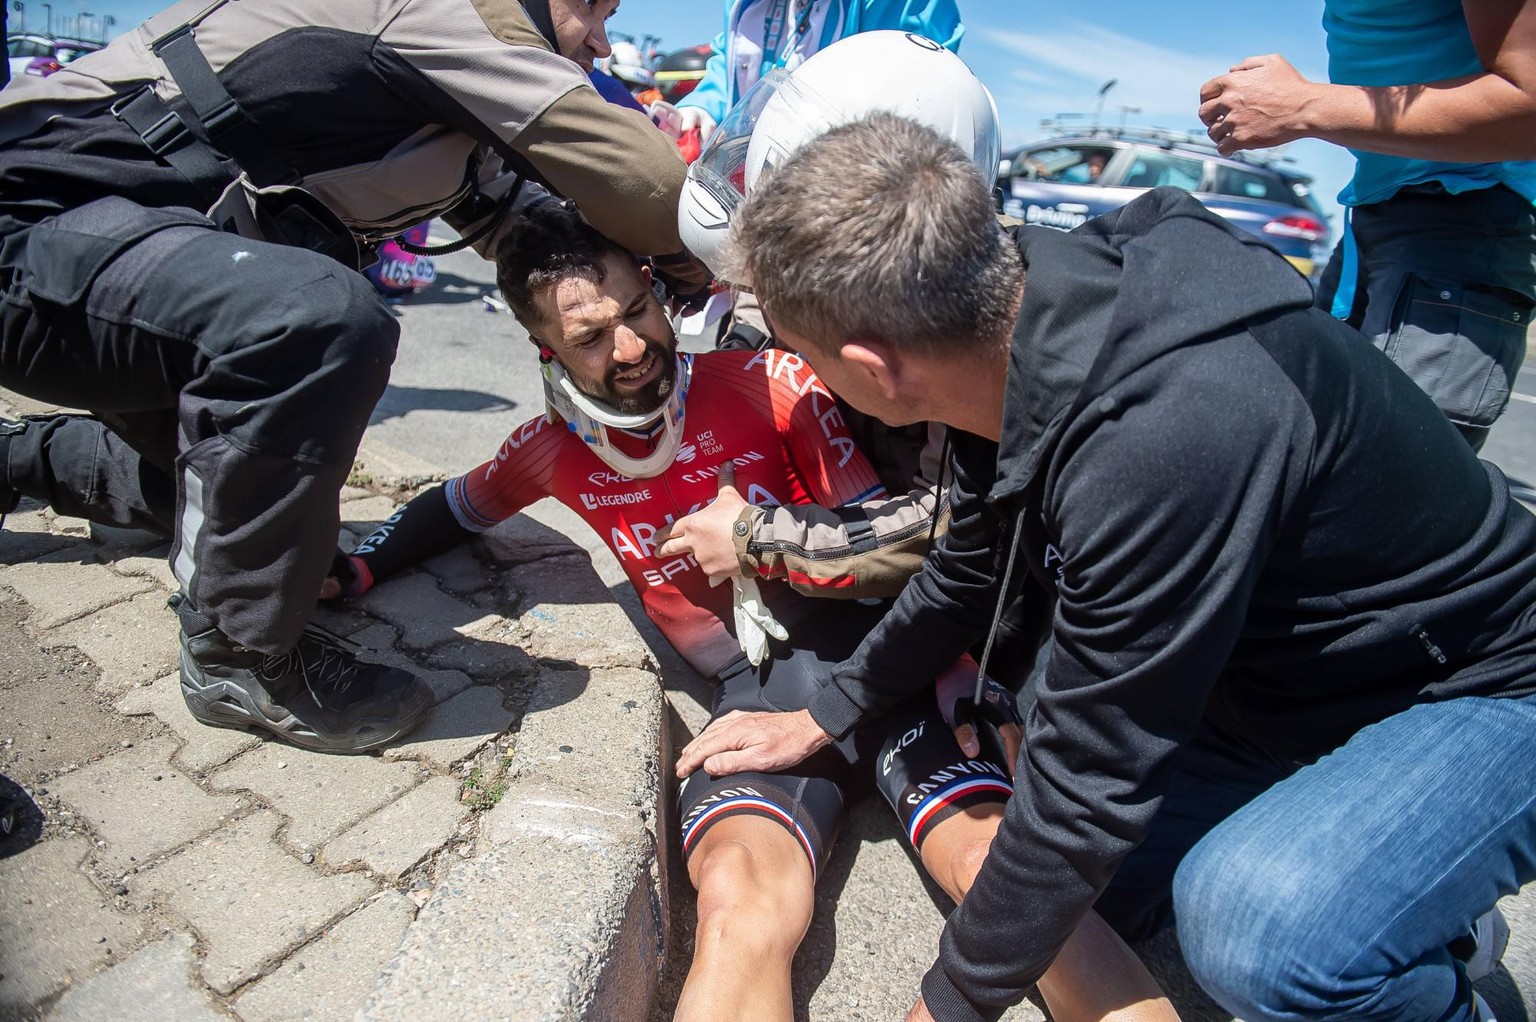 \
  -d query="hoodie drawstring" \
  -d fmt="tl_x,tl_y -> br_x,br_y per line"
974,507 -> 1027,704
